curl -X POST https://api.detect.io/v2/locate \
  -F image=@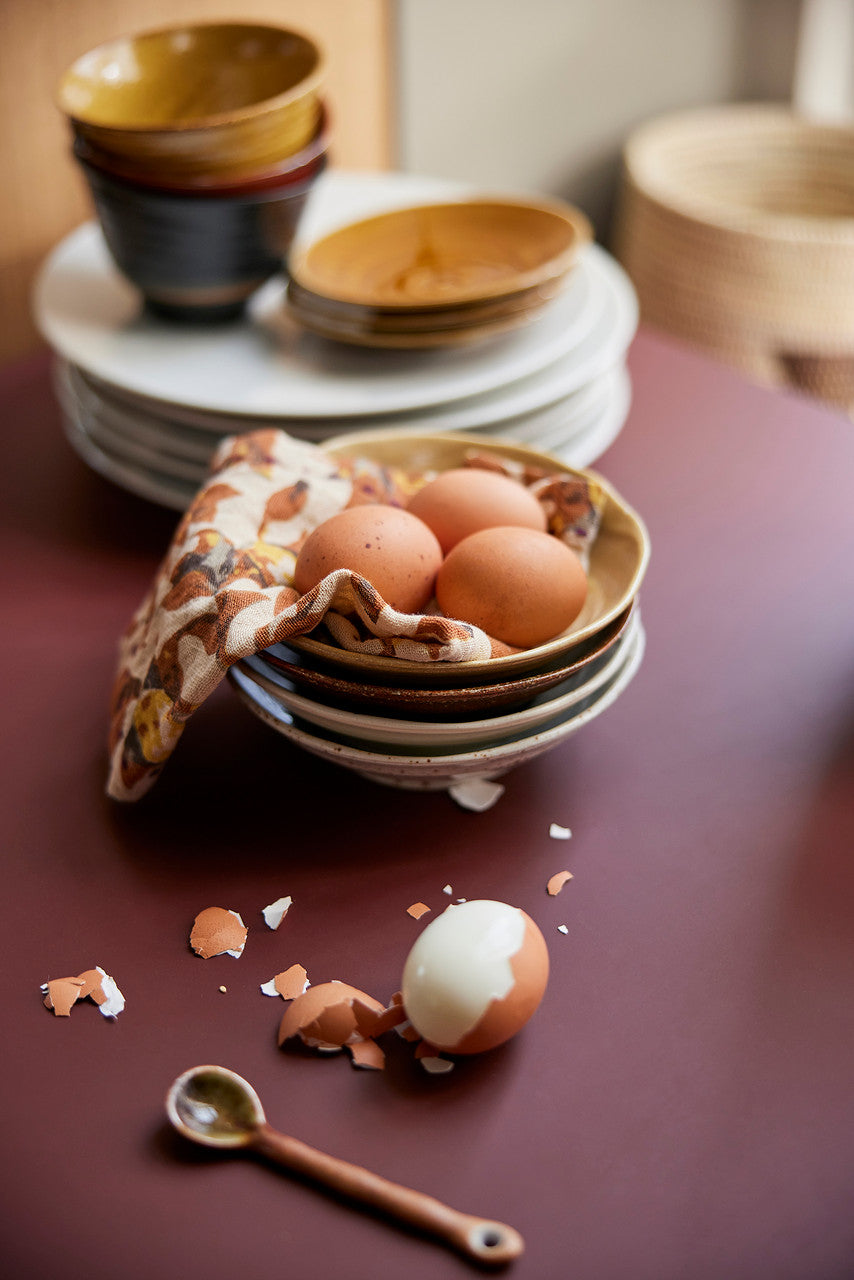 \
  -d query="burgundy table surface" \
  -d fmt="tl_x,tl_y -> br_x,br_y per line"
3,329 -> 853,1280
